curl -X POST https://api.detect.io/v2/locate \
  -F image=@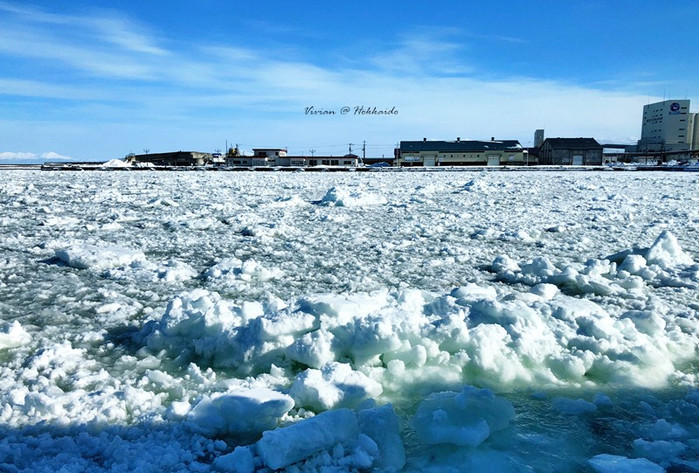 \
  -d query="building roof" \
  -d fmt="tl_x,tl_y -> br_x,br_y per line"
283,155 -> 358,160
541,138 -> 602,149
400,140 -> 523,153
